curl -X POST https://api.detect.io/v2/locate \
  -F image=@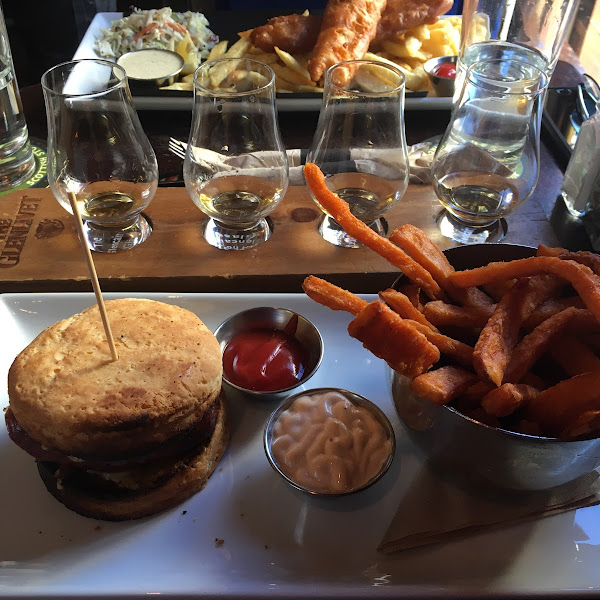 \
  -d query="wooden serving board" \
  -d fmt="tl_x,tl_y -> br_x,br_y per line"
0,185 -> 559,294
